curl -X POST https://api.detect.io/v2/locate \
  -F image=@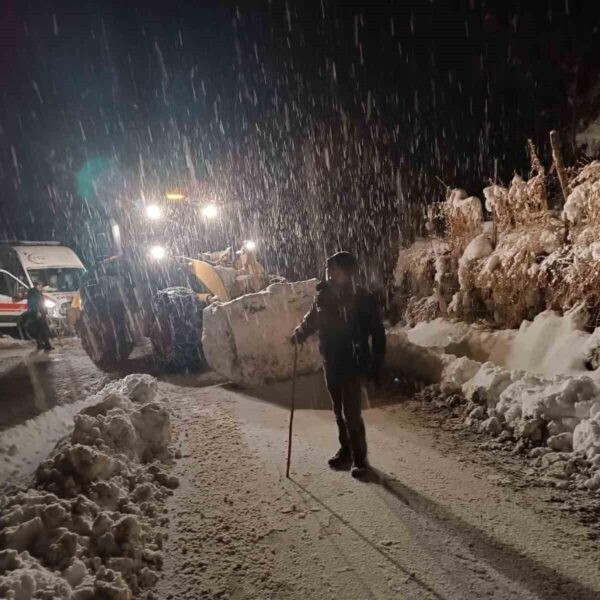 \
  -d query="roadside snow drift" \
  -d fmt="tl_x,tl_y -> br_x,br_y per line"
0,374 -> 176,600
202,279 -> 321,387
